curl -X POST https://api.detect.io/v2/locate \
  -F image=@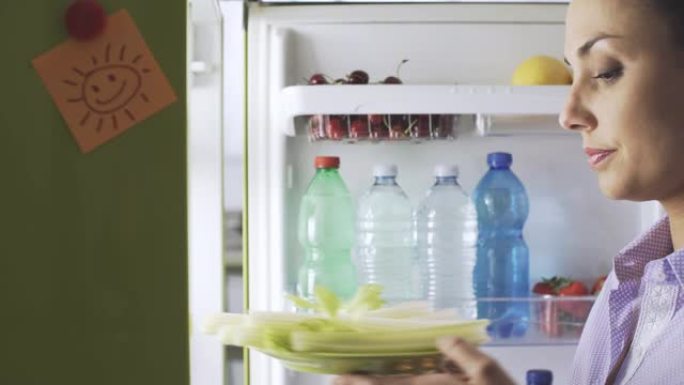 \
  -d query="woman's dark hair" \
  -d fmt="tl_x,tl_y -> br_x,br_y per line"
648,0 -> 684,48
